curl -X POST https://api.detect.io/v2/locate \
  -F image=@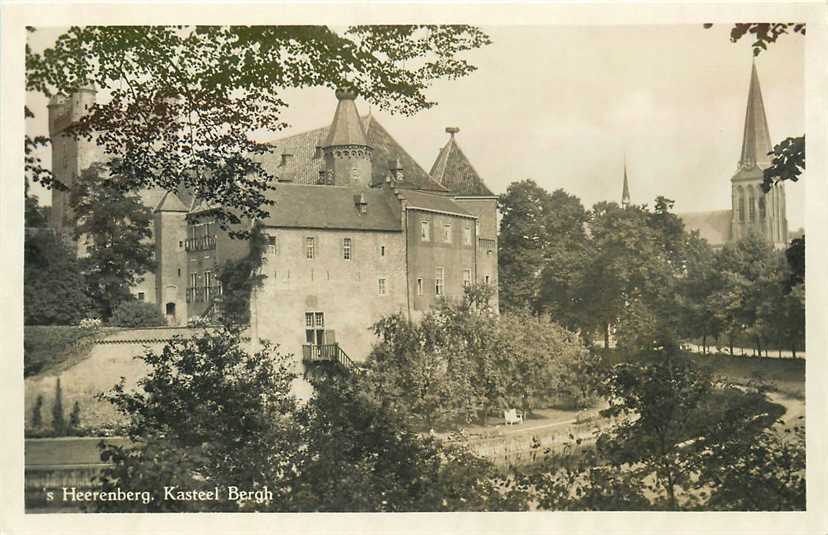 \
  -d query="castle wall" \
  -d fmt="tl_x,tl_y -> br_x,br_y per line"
251,228 -> 407,365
